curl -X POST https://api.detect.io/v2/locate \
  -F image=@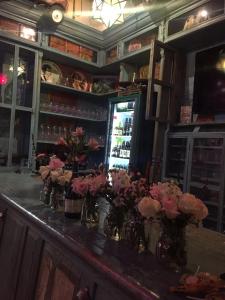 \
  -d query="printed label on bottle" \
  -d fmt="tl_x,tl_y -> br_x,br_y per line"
65,198 -> 83,213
